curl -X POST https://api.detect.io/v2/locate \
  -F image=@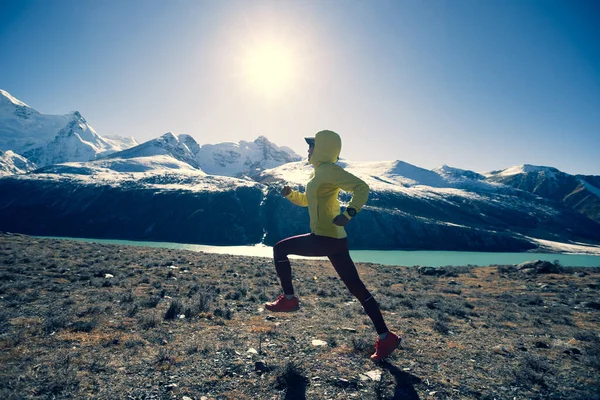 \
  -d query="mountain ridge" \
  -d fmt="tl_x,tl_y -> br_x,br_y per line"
1,89 -> 599,252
